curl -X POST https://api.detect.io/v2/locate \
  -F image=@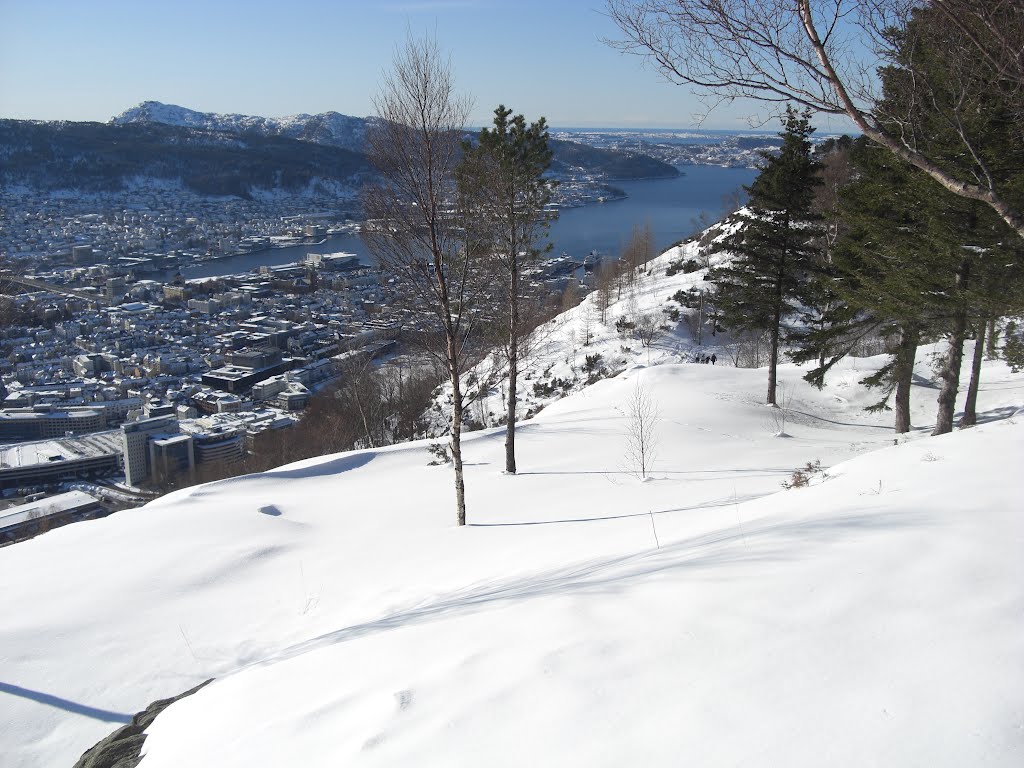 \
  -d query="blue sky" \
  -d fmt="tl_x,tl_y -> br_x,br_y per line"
0,0 -> 827,129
